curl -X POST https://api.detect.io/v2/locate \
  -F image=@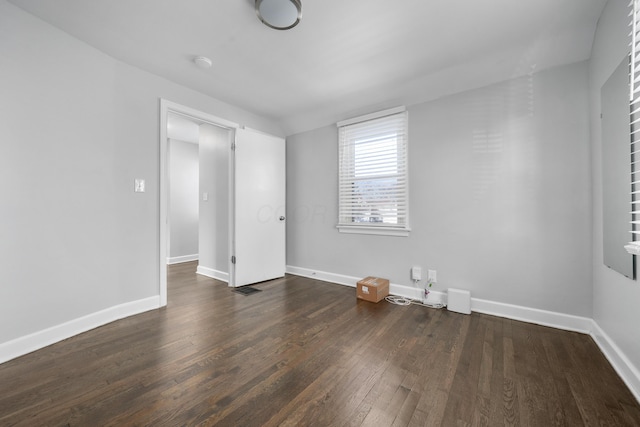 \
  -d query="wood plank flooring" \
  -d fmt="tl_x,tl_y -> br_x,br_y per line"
0,261 -> 639,426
